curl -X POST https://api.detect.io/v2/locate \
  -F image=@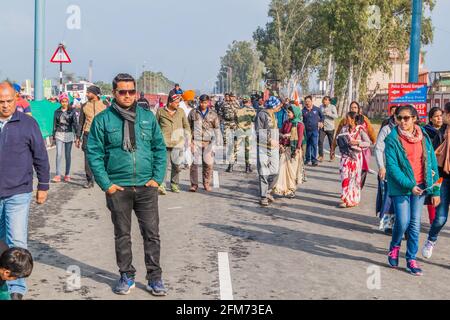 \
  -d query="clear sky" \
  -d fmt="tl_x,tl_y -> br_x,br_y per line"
1,0 -> 449,92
